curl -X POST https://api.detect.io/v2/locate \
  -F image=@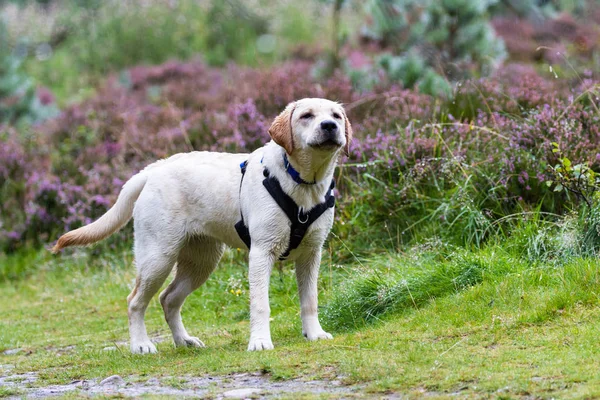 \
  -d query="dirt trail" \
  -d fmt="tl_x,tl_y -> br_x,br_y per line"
0,366 -> 374,399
